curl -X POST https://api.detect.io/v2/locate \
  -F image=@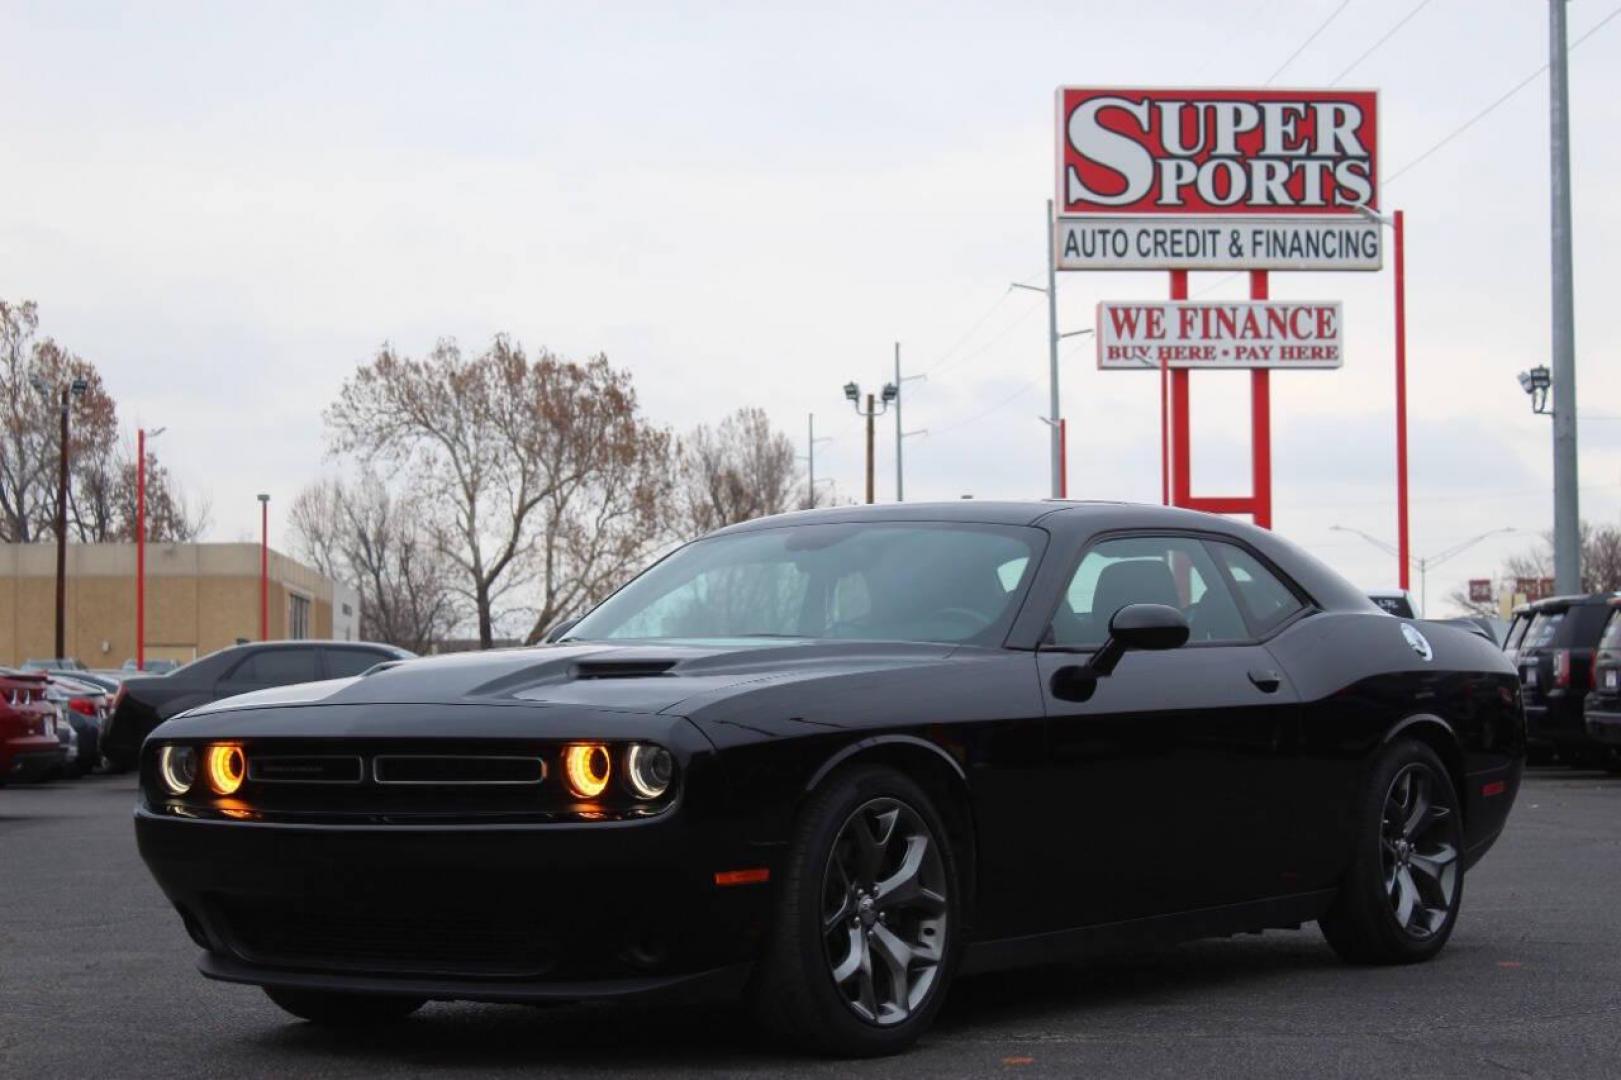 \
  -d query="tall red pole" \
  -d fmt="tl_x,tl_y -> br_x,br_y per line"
1394,210 -> 1411,591
1058,418 -> 1068,499
1165,270 -> 1188,504
259,496 -> 269,640
1249,271 -> 1273,529
136,428 -> 146,670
